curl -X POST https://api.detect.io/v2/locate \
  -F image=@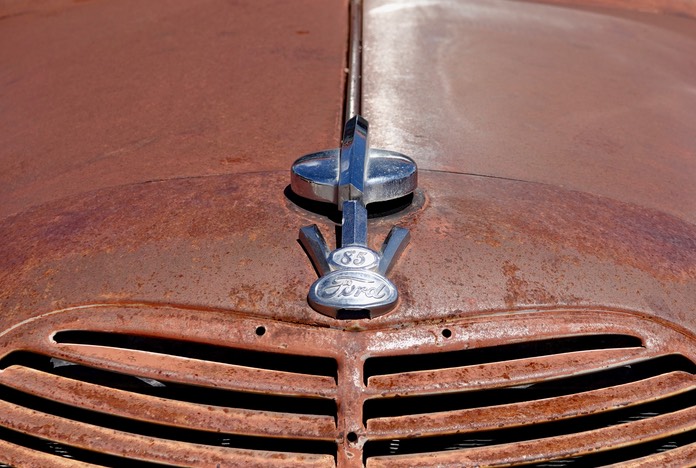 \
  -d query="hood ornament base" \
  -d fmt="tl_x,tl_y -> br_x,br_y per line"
292,116 -> 416,319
